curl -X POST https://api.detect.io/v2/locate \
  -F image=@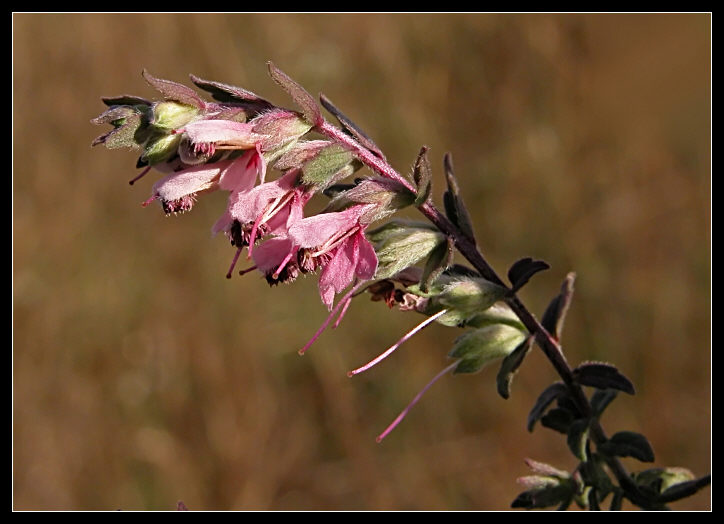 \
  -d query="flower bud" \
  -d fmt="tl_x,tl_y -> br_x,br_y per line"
449,323 -> 527,374
437,277 -> 508,316
151,101 -> 200,131
142,132 -> 182,165
367,221 -> 446,280
325,177 -> 415,223
251,109 -> 313,151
